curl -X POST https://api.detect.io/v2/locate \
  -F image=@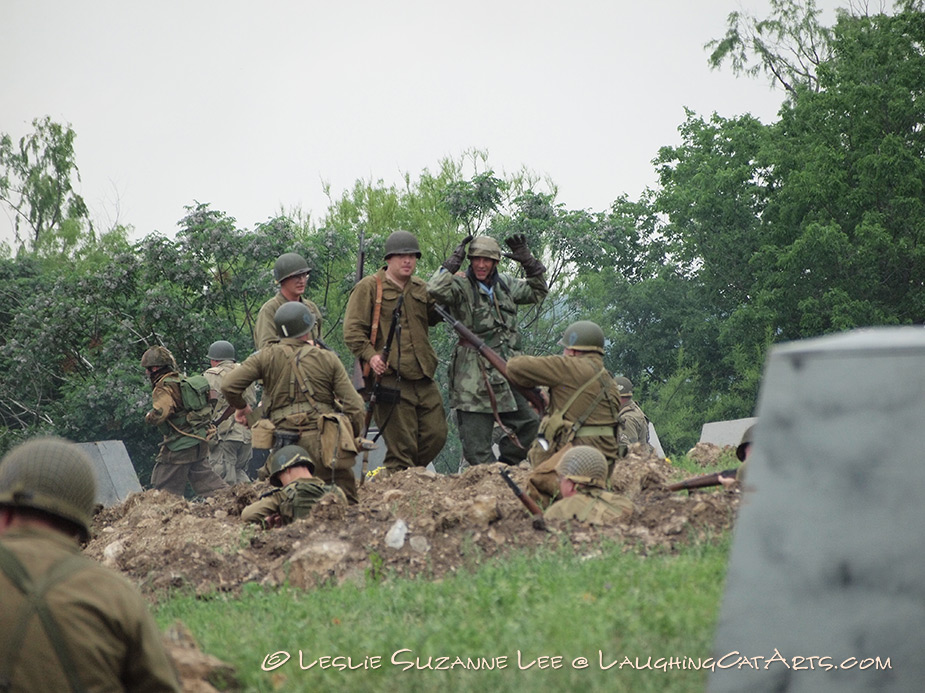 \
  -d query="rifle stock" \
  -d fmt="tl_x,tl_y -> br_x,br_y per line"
667,468 -> 737,492
500,469 -> 546,530
434,304 -> 546,416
